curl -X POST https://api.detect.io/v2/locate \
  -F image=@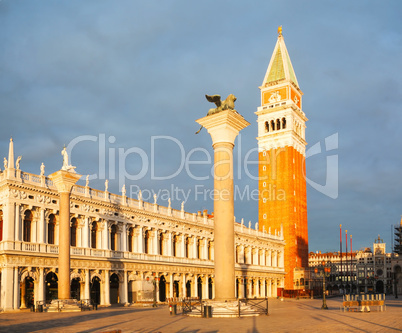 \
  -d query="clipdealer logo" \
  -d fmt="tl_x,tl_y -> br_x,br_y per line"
66,133 -> 339,200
